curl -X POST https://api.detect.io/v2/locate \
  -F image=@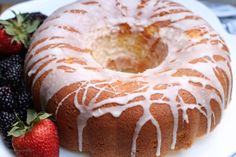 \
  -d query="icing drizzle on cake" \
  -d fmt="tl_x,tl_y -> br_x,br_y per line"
25,0 -> 232,156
